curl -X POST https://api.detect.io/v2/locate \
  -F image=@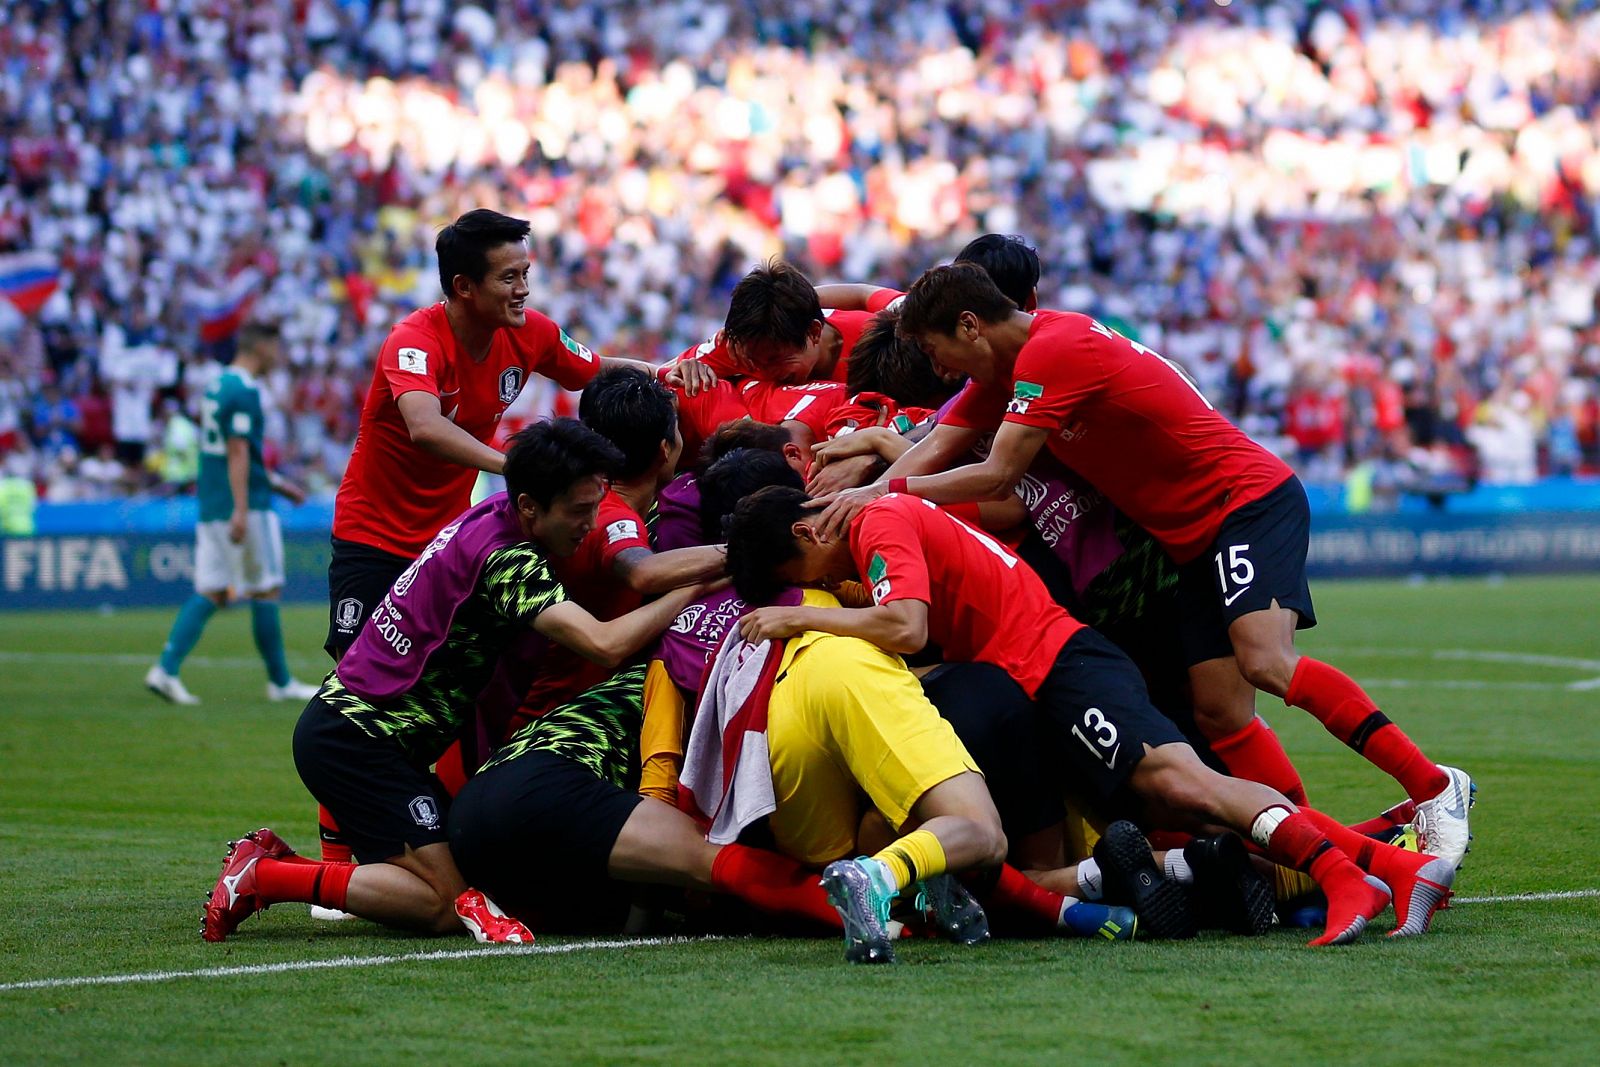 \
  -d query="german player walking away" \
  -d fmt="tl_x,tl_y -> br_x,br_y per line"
146,322 -> 319,706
